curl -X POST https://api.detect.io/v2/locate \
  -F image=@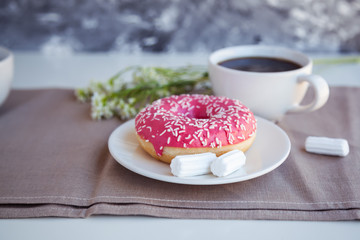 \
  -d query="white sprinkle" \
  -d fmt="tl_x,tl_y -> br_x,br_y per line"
167,137 -> 171,144
229,133 -> 234,141
152,135 -> 155,138
206,129 -> 210,139
177,135 -> 181,142
160,146 -> 164,150
185,134 -> 192,140
159,130 -> 166,136
189,139 -> 195,145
